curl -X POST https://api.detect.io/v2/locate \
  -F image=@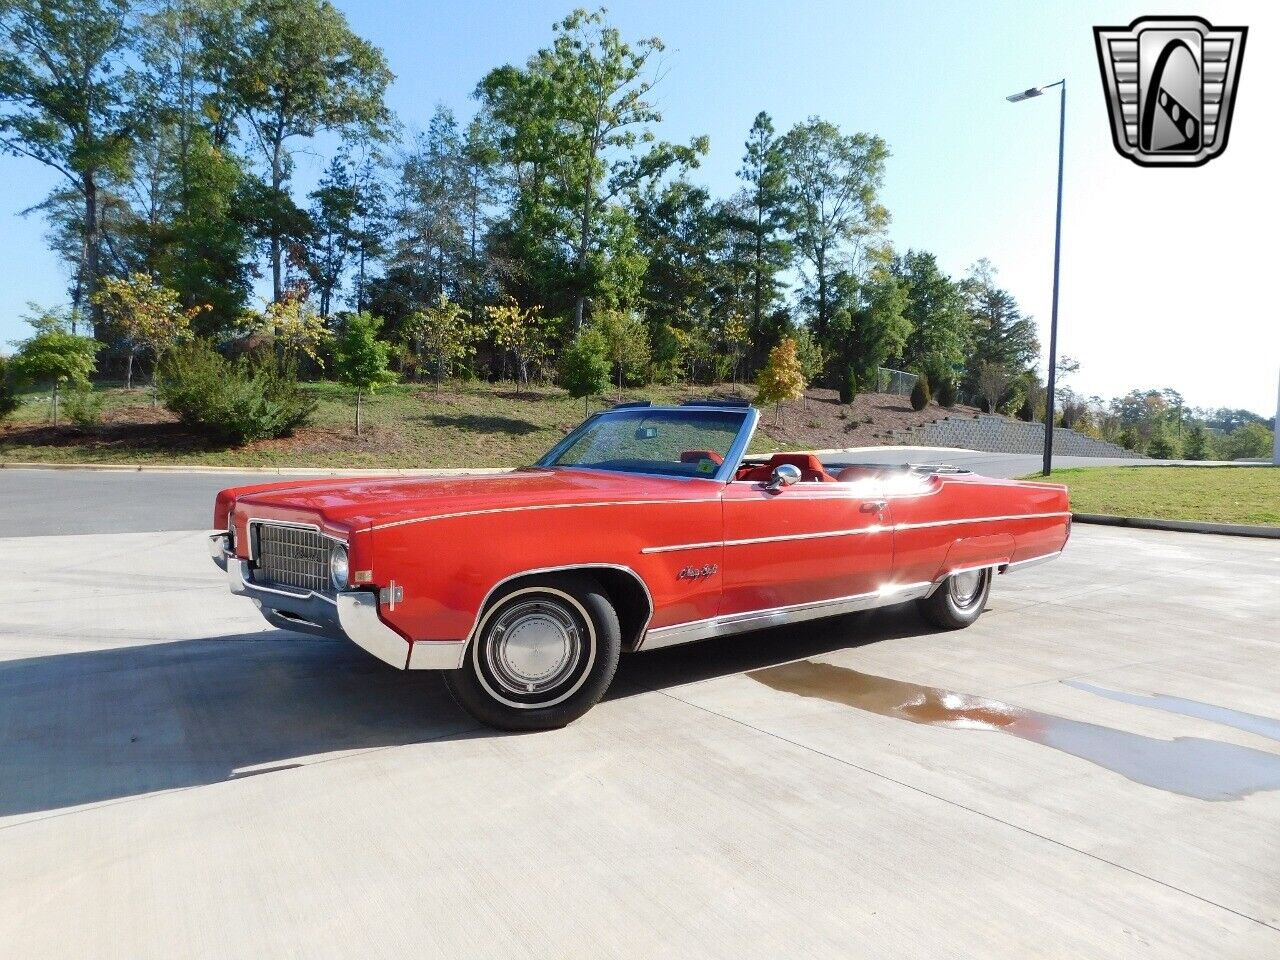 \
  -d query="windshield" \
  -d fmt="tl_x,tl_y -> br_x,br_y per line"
540,408 -> 749,479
